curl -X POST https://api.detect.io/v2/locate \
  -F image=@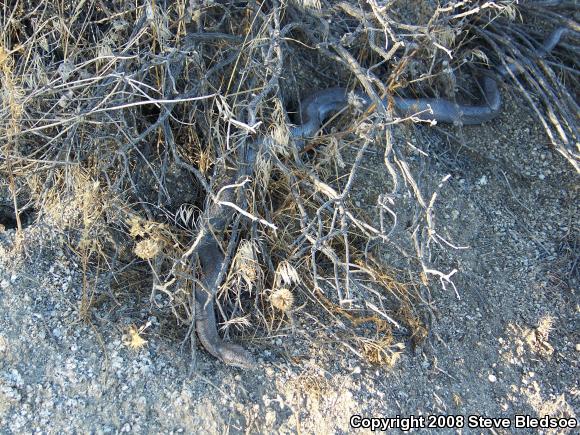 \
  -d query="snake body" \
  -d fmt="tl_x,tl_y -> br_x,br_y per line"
291,76 -> 501,148
194,27 -> 567,369
195,249 -> 256,368
194,180 -> 257,369
292,27 -> 568,145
